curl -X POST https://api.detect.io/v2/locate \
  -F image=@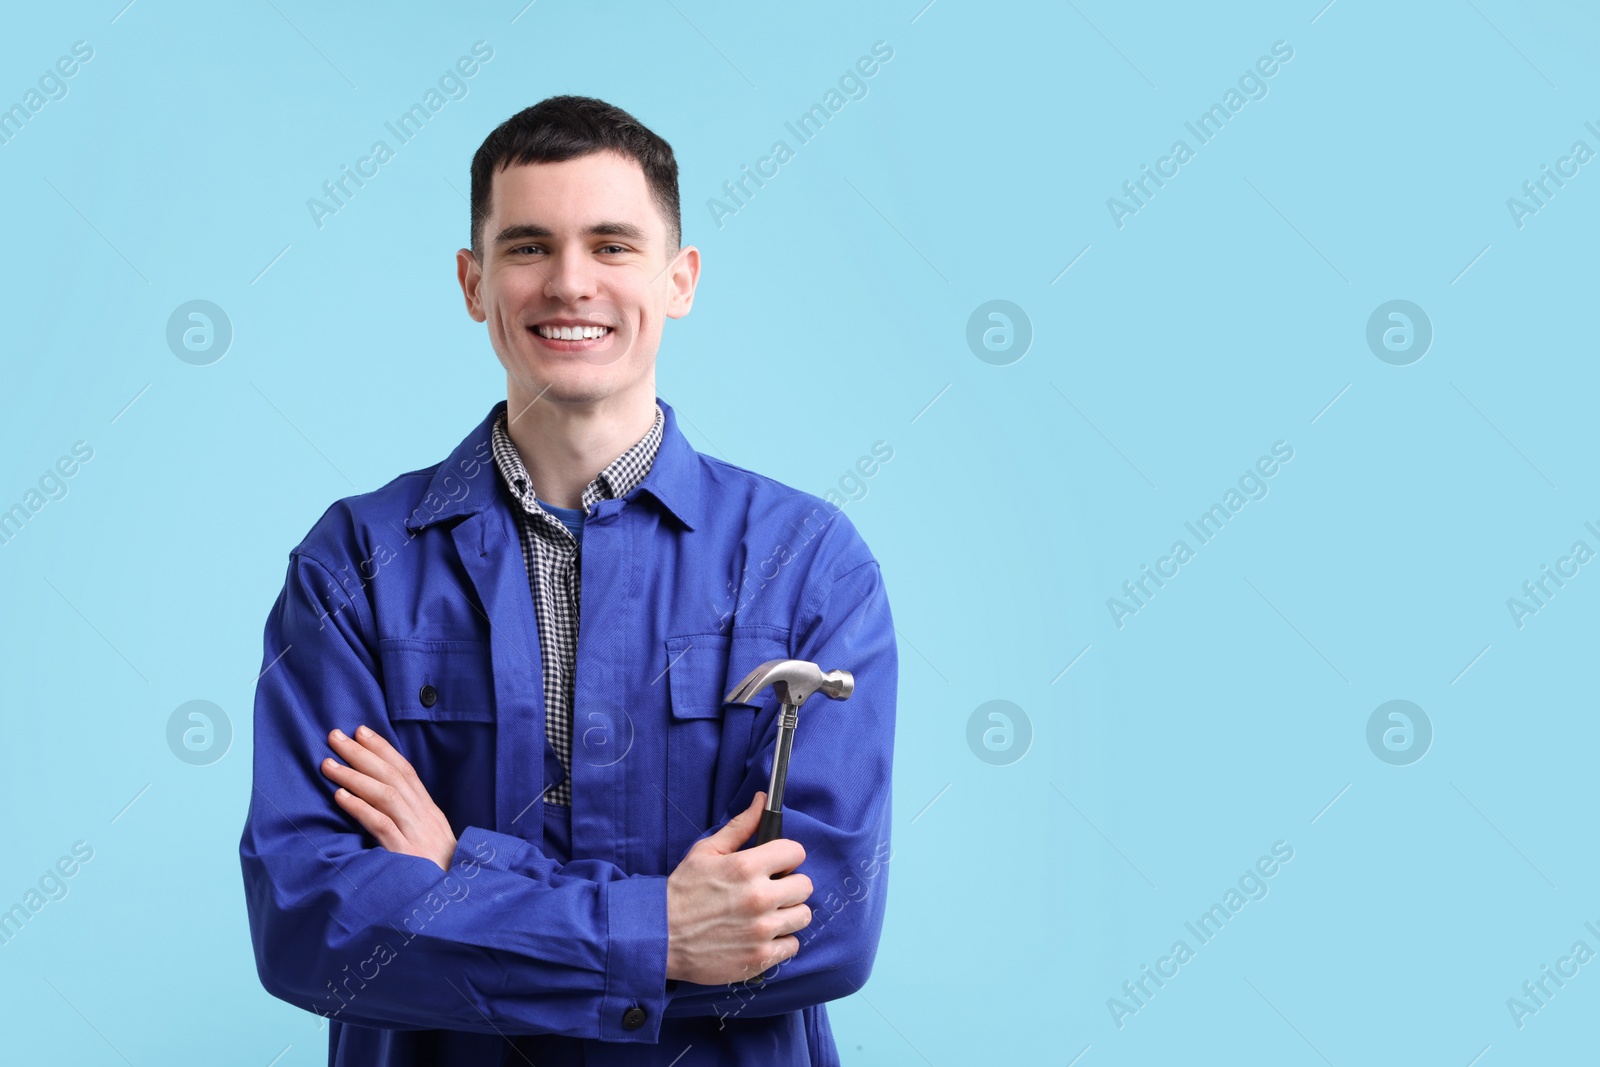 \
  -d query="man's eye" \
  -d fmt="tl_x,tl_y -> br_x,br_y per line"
512,245 -> 544,256
599,245 -> 628,254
